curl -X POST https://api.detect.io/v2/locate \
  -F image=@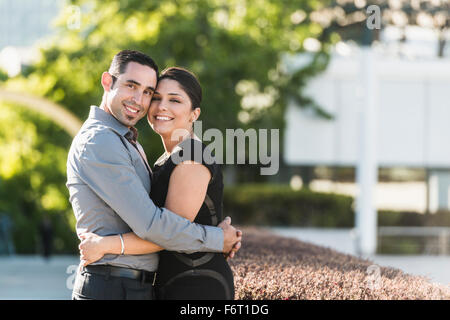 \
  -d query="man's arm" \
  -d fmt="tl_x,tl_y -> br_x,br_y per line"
74,130 -> 225,254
